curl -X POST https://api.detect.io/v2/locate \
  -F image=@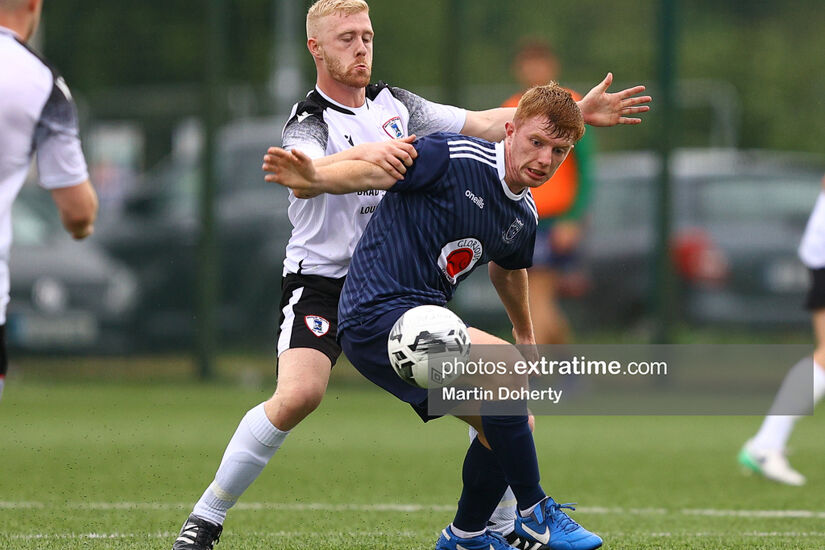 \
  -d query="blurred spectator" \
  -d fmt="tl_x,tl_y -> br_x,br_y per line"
0,0 -> 98,401
88,122 -> 143,220
502,39 -> 596,344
